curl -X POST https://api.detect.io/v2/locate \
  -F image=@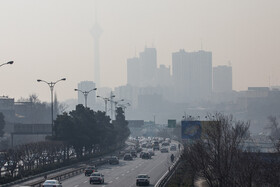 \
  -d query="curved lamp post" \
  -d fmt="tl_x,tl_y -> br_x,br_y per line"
117,102 -> 130,115
113,99 -> 124,119
96,95 -> 110,115
37,78 -> 66,136
0,61 -> 13,67
74,88 -> 97,108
